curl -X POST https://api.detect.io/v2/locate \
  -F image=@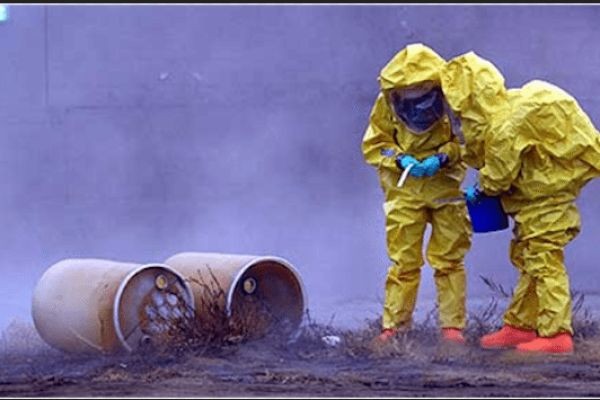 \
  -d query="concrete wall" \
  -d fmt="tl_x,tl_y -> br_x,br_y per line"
1,4 -> 600,328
